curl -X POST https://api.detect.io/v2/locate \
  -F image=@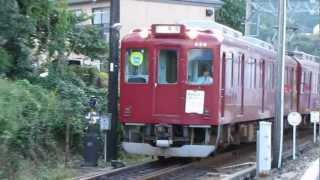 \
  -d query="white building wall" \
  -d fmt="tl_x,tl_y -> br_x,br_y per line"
120,0 -> 215,38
